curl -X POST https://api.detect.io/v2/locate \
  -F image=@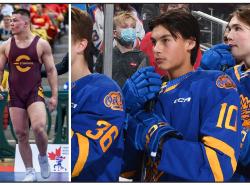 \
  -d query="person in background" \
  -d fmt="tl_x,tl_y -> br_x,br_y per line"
0,14 -> 12,42
114,4 -> 145,48
95,11 -> 149,87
